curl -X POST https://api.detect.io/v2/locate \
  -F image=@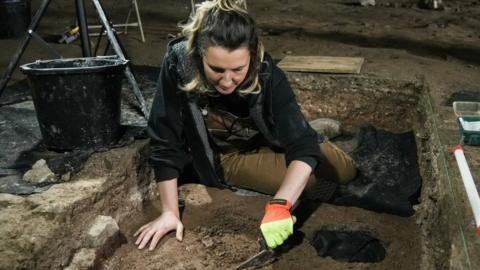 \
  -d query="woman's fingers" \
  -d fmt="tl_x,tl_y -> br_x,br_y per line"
176,223 -> 184,241
135,226 -> 150,245
149,229 -> 167,251
134,213 -> 184,250
134,223 -> 149,237
138,229 -> 155,249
